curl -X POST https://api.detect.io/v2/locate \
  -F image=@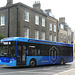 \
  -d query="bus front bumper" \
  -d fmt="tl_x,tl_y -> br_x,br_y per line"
0,60 -> 16,67
0,57 -> 17,67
